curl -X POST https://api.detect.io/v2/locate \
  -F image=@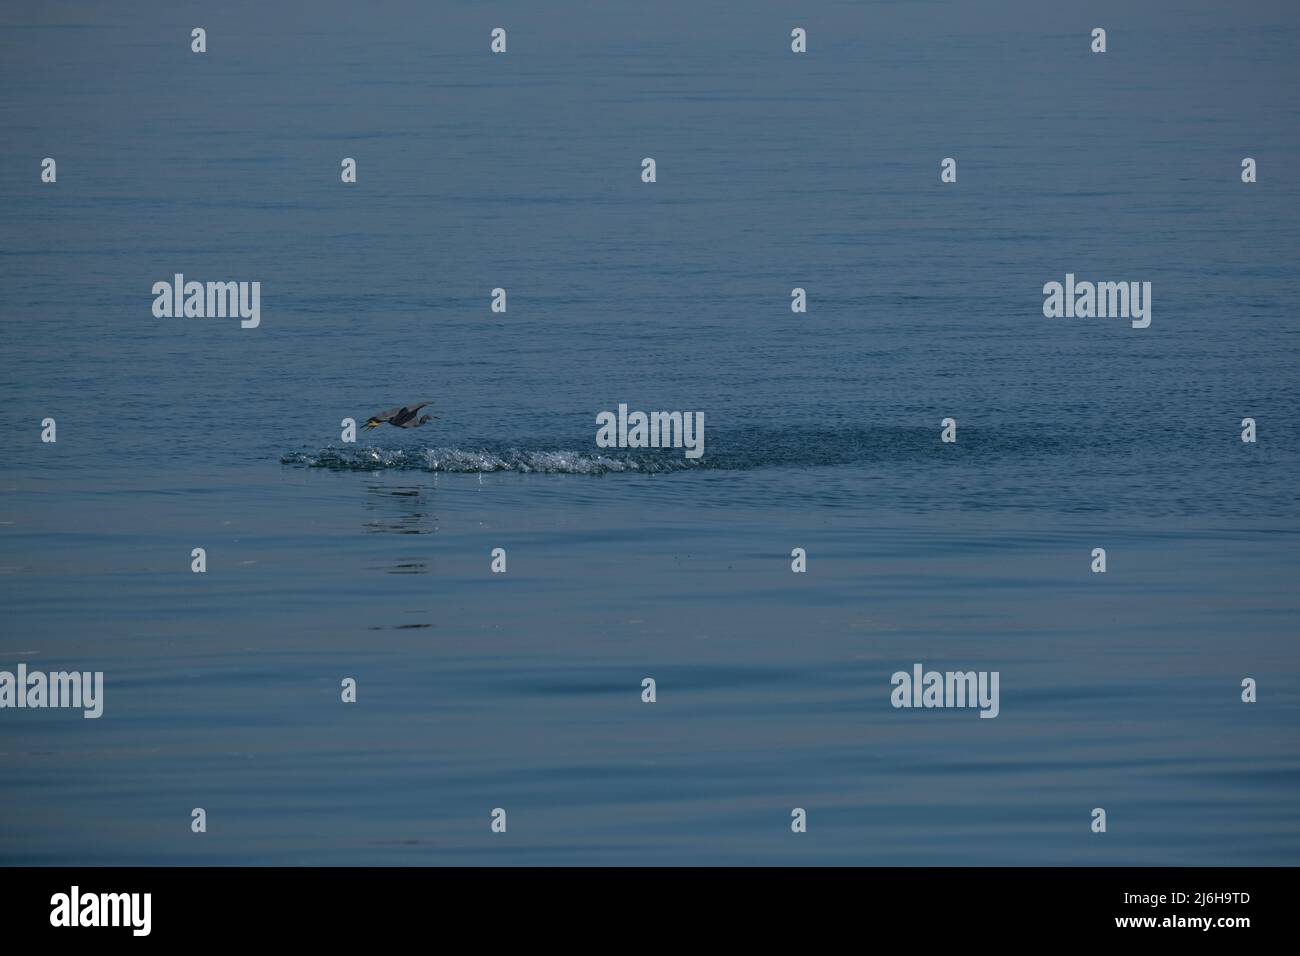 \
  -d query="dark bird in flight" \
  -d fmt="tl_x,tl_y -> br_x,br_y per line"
364,402 -> 438,430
